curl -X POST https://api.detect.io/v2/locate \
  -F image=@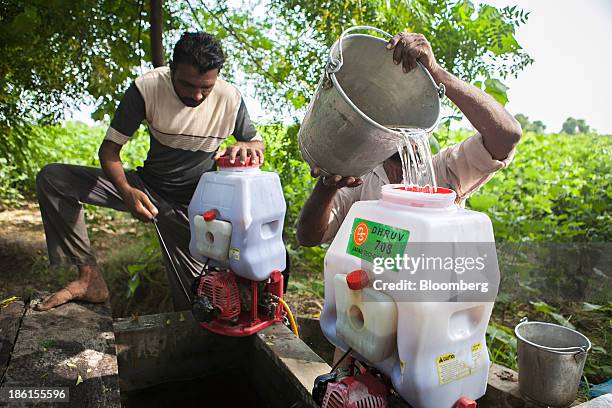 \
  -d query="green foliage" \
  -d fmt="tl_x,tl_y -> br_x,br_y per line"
0,158 -> 27,206
0,0 -> 184,126
486,321 -> 517,370
274,0 -> 533,81
182,0 -> 532,112
123,233 -> 164,299
562,117 -> 578,134
576,119 -> 591,134
40,339 -> 59,350
182,1 -> 307,112
562,117 -> 591,134
0,0 -> 533,126
0,0 -> 183,181
474,78 -> 510,106
3,123 -> 609,246
530,300 -> 576,329
0,122 -> 149,205
530,121 -> 546,133
1,0 -> 533,182
259,124 -> 314,232
458,131 -> 611,242
288,275 -> 325,299
515,113 -> 546,133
